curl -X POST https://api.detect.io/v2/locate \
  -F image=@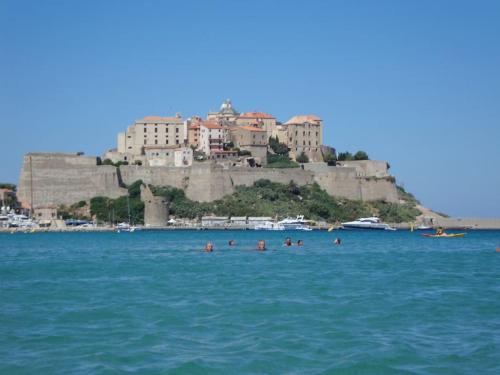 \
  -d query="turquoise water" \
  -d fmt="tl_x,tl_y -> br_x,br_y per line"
1,230 -> 500,374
